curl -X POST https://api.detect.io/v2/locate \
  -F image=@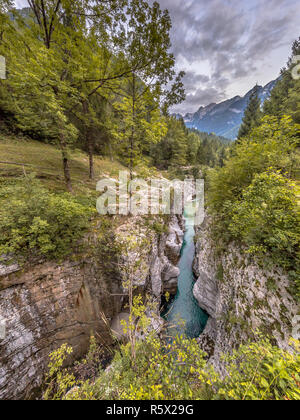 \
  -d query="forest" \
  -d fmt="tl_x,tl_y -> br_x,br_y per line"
0,0 -> 227,187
